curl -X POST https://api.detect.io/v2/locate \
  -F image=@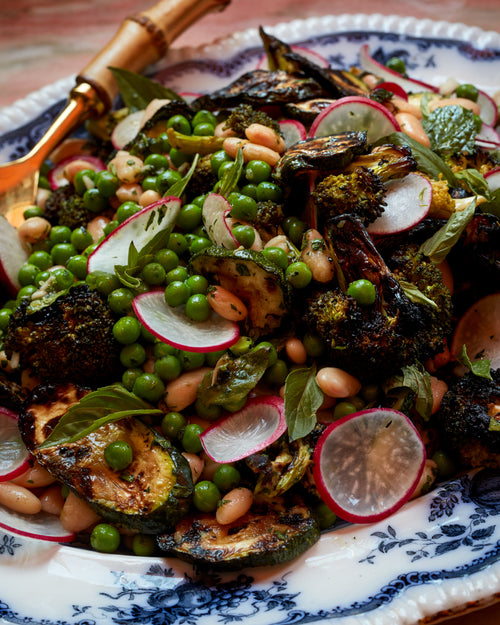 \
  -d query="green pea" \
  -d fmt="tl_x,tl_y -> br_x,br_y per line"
185,293 -> 210,322
182,423 -> 204,454
70,226 -> 93,251
261,246 -> 289,270
103,220 -> 119,236
132,372 -> 165,402
432,450 -> 457,479
116,201 -> 141,223
156,169 -> 182,195
285,261 -> 312,289
104,440 -> 133,471
83,187 -> 107,213
165,265 -> 189,284
188,236 -> 211,254
132,534 -> 156,557
164,280 -> 191,307
229,336 -> 253,356
18,263 -> 39,286
154,355 -> 182,381
176,203 -> 202,231
51,243 -> 76,266
303,332 -> 325,358
213,464 -> 240,492
314,501 -> 337,529
192,194 -> 207,208
108,288 -> 134,315
204,349 -> 227,367
347,279 -> 376,306
141,262 -> 166,286
386,56 -> 406,75
73,169 -> 96,196
141,175 -> 158,192
51,267 -> 74,290
49,225 -> 72,244
167,114 -> 191,135
192,110 -> 217,127
184,274 -> 208,295
194,399 -> 222,421
161,411 -> 186,439
228,192 -> 258,221
113,316 -> 142,345
153,342 -> 178,358
264,358 -> 288,386
122,367 -> 143,391
169,148 -> 191,168
144,153 -> 170,173
455,83 -> 479,102
90,523 -> 120,553
23,205 -> 43,219
240,183 -> 258,199
193,122 -> 215,136
0,308 -> 12,331
256,181 -> 282,202
283,217 -> 306,246
245,159 -> 271,183
34,270 -> 51,287
155,248 -> 179,272
16,285 -> 36,303
253,340 -> 278,366
193,480 -> 221,512
231,224 -> 255,248
333,401 -> 358,420
120,343 -> 147,368
95,170 -> 119,197
210,150 -> 232,175
86,270 -> 120,295
178,350 -> 205,371
167,232 -> 189,256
